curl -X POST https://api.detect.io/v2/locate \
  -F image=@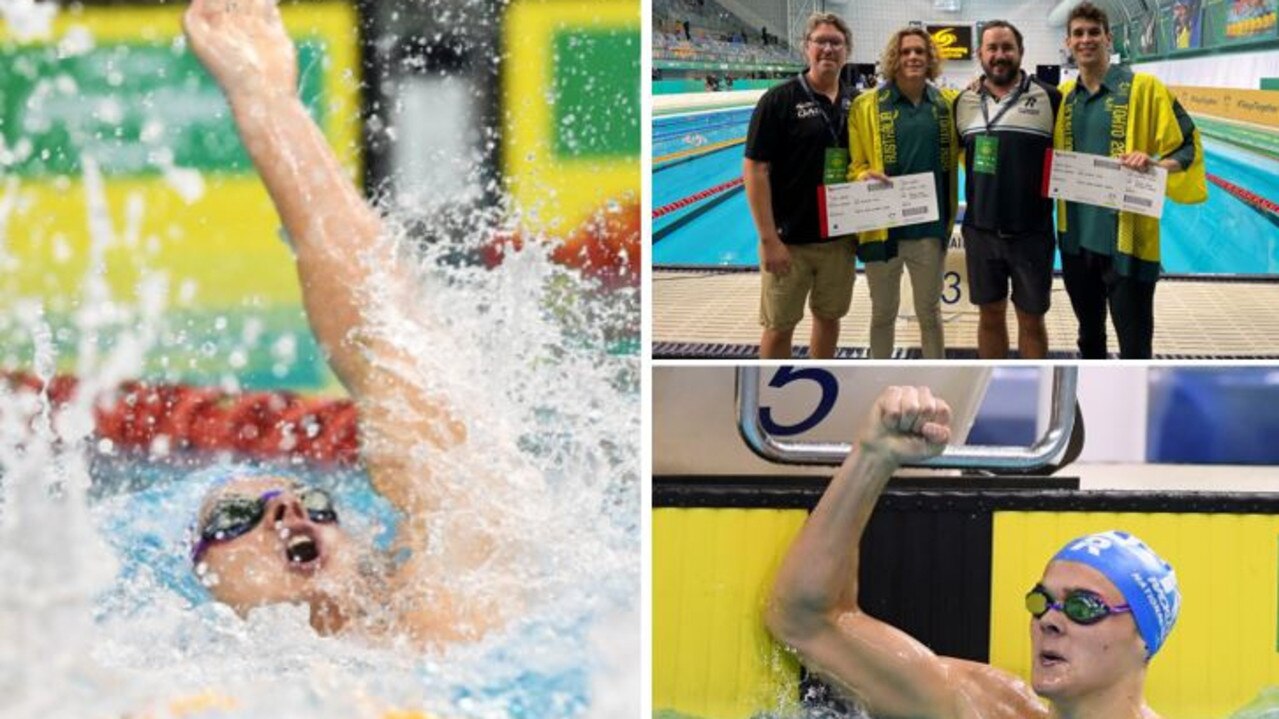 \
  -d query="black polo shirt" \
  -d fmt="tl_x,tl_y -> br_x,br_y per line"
745,73 -> 856,245
953,71 -> 1061,235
